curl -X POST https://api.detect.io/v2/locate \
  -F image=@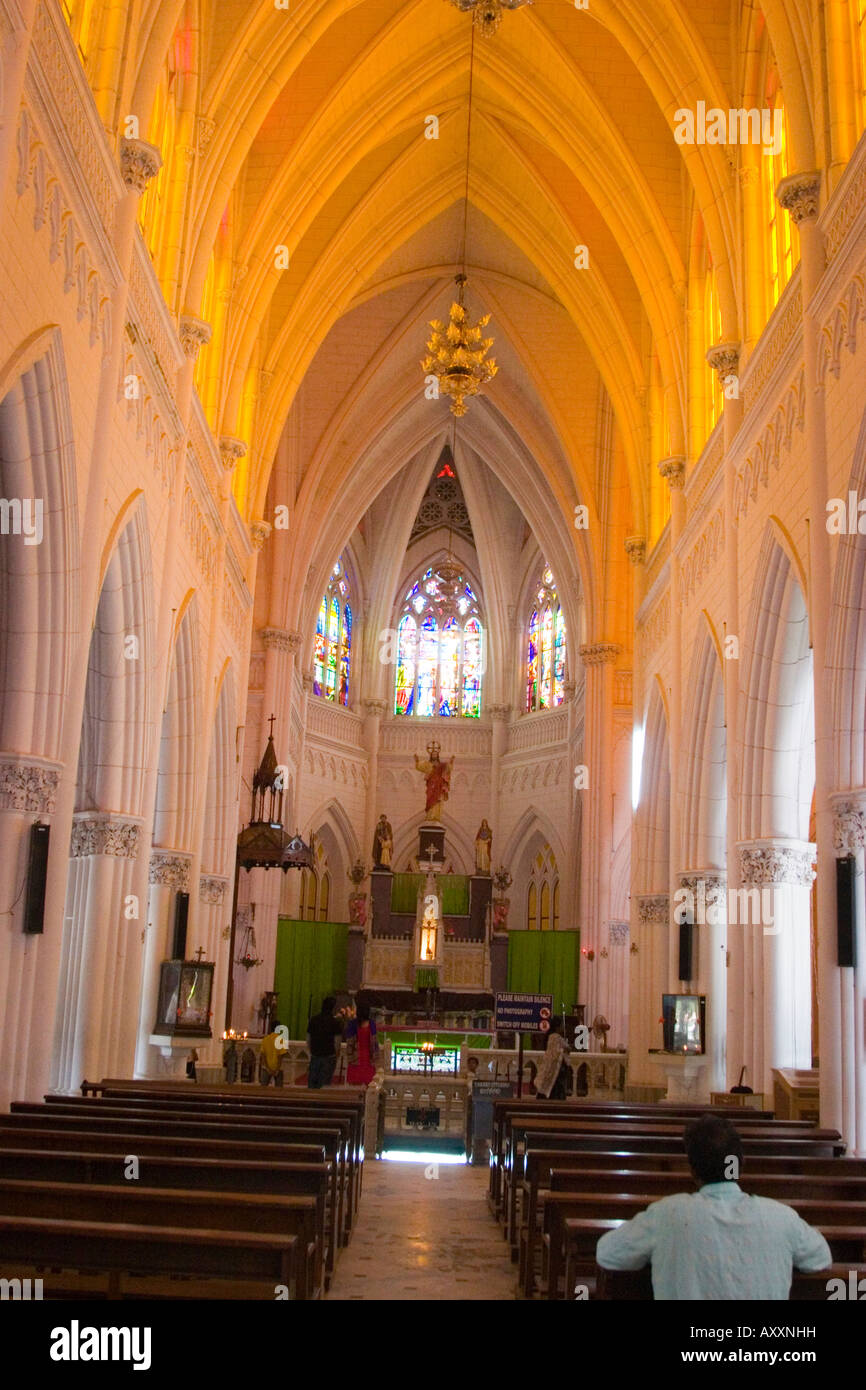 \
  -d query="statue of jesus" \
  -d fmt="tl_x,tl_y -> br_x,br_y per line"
414,741 -> 454,822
